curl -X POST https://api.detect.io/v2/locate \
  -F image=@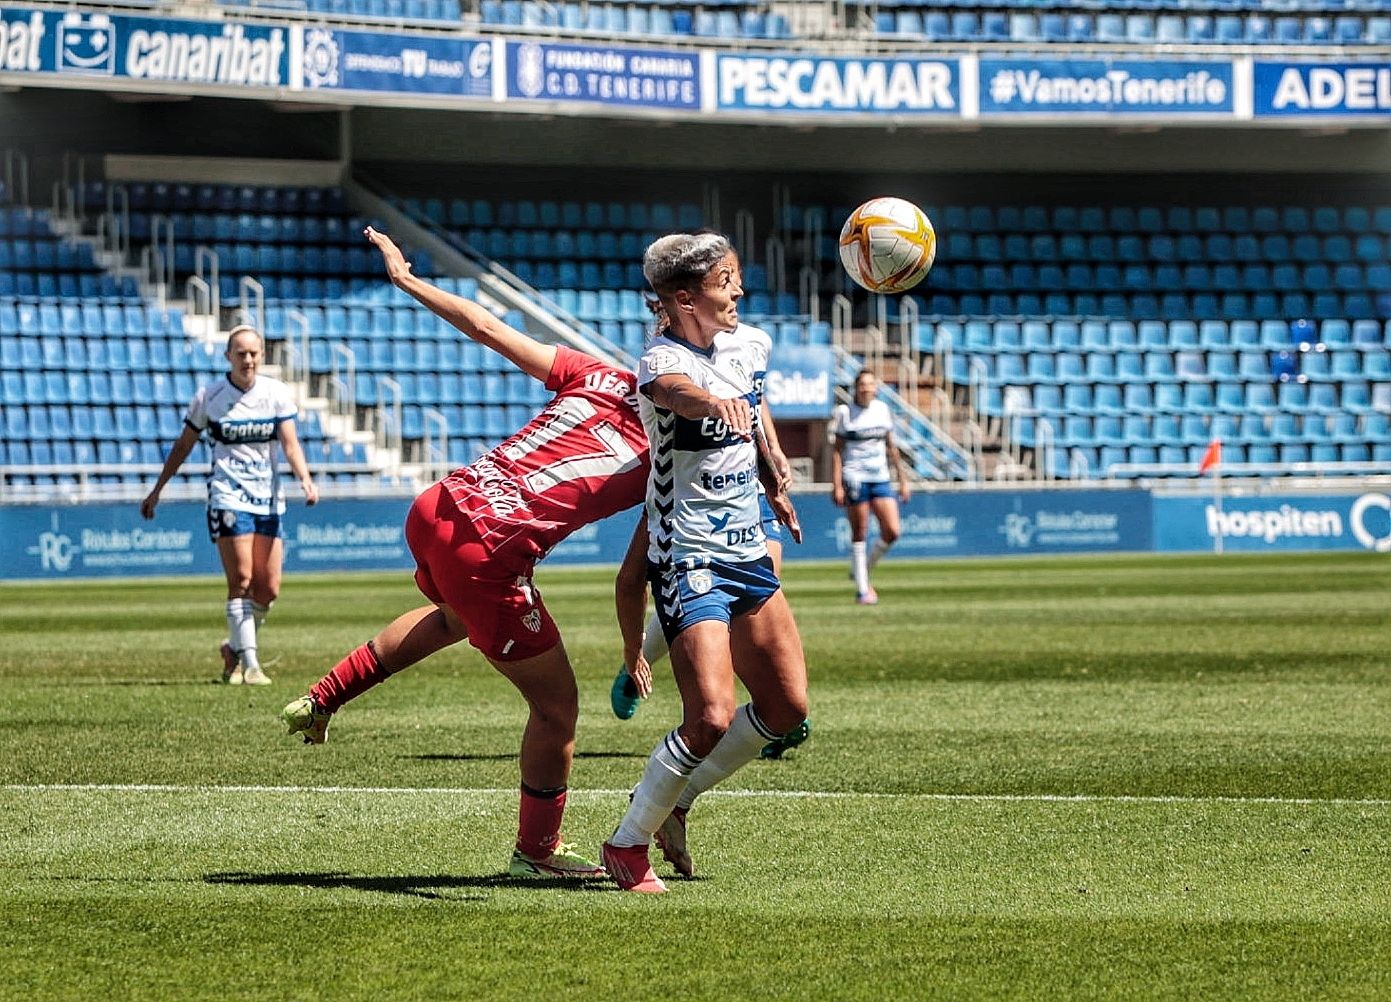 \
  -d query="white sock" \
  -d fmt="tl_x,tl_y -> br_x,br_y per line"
611,729 -> 702,847
226,598 -> 258,670
676,704 -> 779,811
641,609 -> 669,667
851,541 -> 869,594
869,538 -> 892,569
